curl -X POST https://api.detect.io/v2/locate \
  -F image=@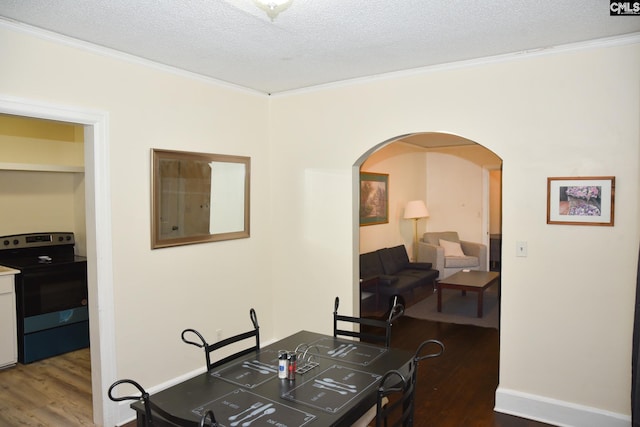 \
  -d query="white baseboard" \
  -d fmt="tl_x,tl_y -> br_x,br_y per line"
495,387 -> 631,427
113,365 -> 206,425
